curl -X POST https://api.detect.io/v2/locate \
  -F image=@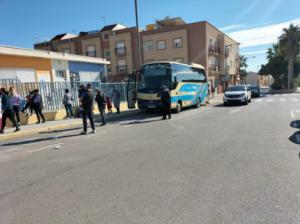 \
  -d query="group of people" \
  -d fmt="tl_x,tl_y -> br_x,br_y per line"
75,84 -> 121,135
0,87 -> 45,134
